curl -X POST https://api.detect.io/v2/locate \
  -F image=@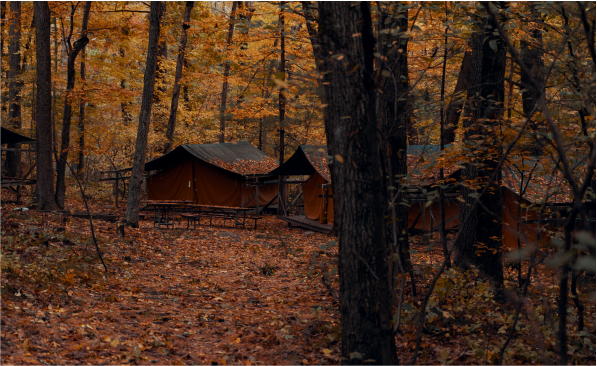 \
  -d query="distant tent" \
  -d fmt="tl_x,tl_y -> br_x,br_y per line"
273,144 -> 549,249
145,141 -> 278,207
269,145 -> 333,224
1,127 -> 35,145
